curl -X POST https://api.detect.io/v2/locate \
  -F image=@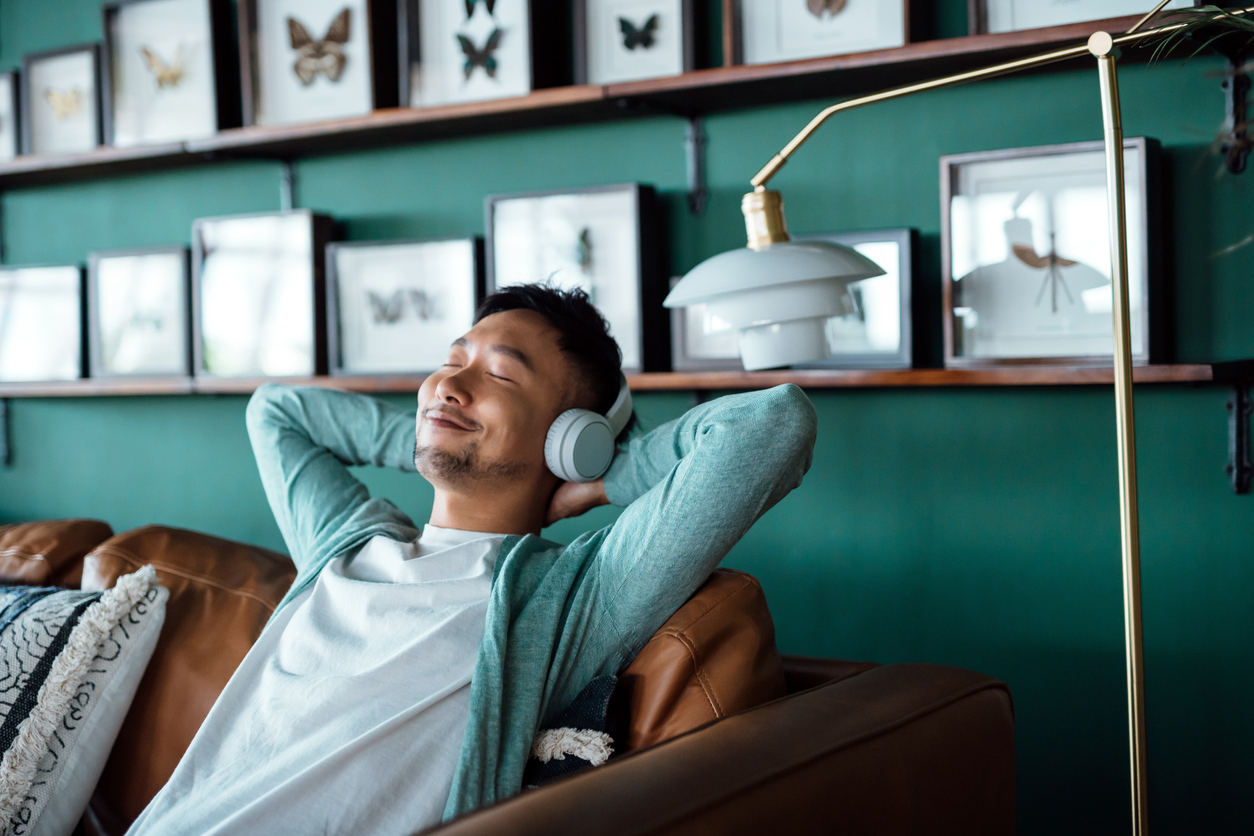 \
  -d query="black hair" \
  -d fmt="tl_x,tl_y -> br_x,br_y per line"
475,284 -> 636,442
